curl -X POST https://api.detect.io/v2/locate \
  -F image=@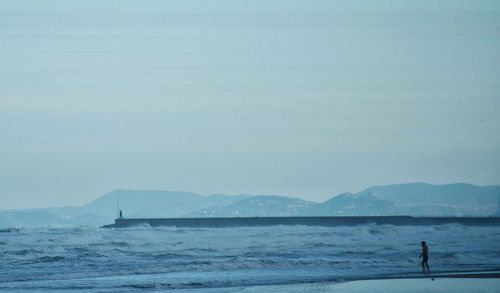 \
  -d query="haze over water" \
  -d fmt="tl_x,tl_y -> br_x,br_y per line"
1,1 -> 500,292
1,0 -> 500,208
